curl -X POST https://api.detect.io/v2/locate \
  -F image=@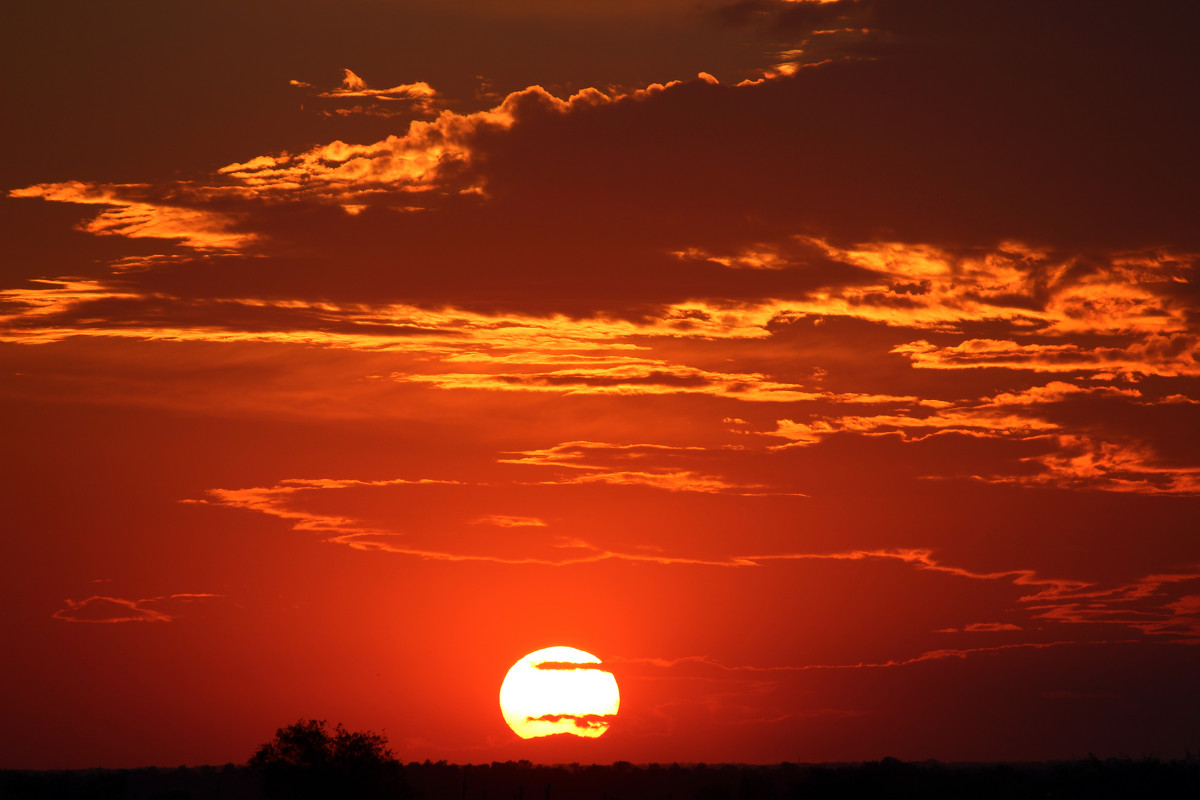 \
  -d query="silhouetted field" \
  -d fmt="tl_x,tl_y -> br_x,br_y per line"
4,756 -> 1199,799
